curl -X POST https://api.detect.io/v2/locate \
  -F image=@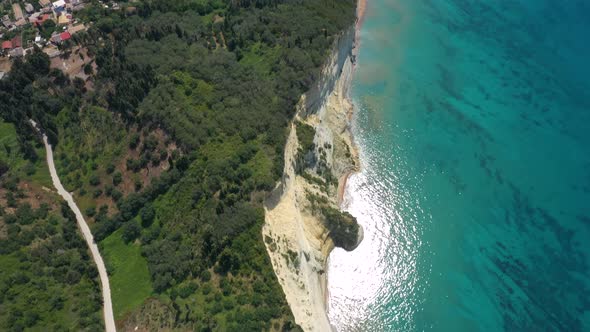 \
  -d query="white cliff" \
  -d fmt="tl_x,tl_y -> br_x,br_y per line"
262,26 -> 361,332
